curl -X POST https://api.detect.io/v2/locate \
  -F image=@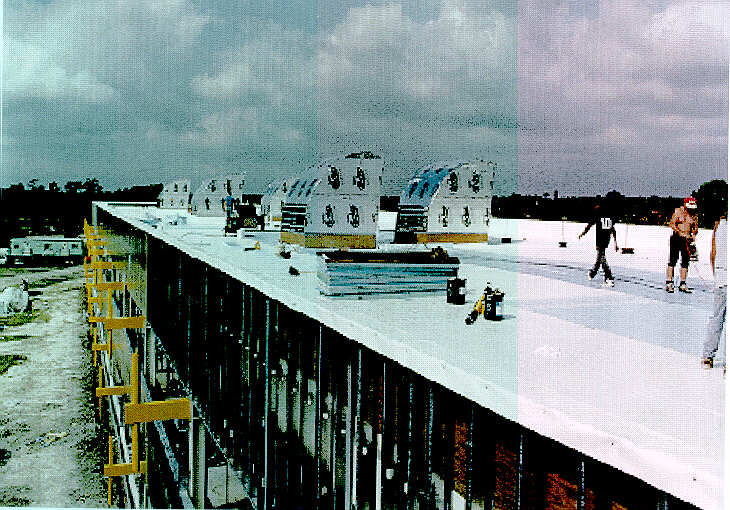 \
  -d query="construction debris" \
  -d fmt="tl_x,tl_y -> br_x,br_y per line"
0,282 -> 30,317
25,431 -> 70,447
